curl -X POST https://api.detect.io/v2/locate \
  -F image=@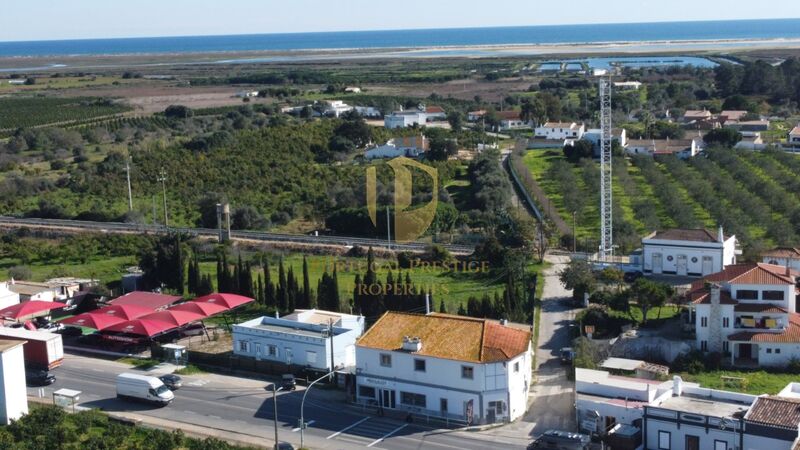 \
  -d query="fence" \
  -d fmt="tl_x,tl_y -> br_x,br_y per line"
507,150 -> 571,237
